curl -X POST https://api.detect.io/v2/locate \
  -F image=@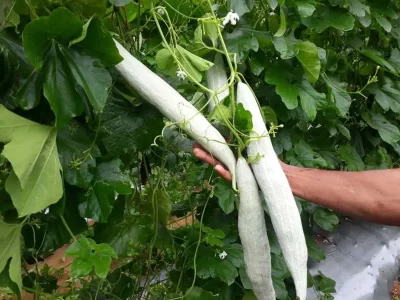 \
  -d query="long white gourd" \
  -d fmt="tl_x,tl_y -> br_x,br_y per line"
236,157 -> 276,300
206,53 -> 229,112
113,40 -> 237,188
237,82 -> 308,300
